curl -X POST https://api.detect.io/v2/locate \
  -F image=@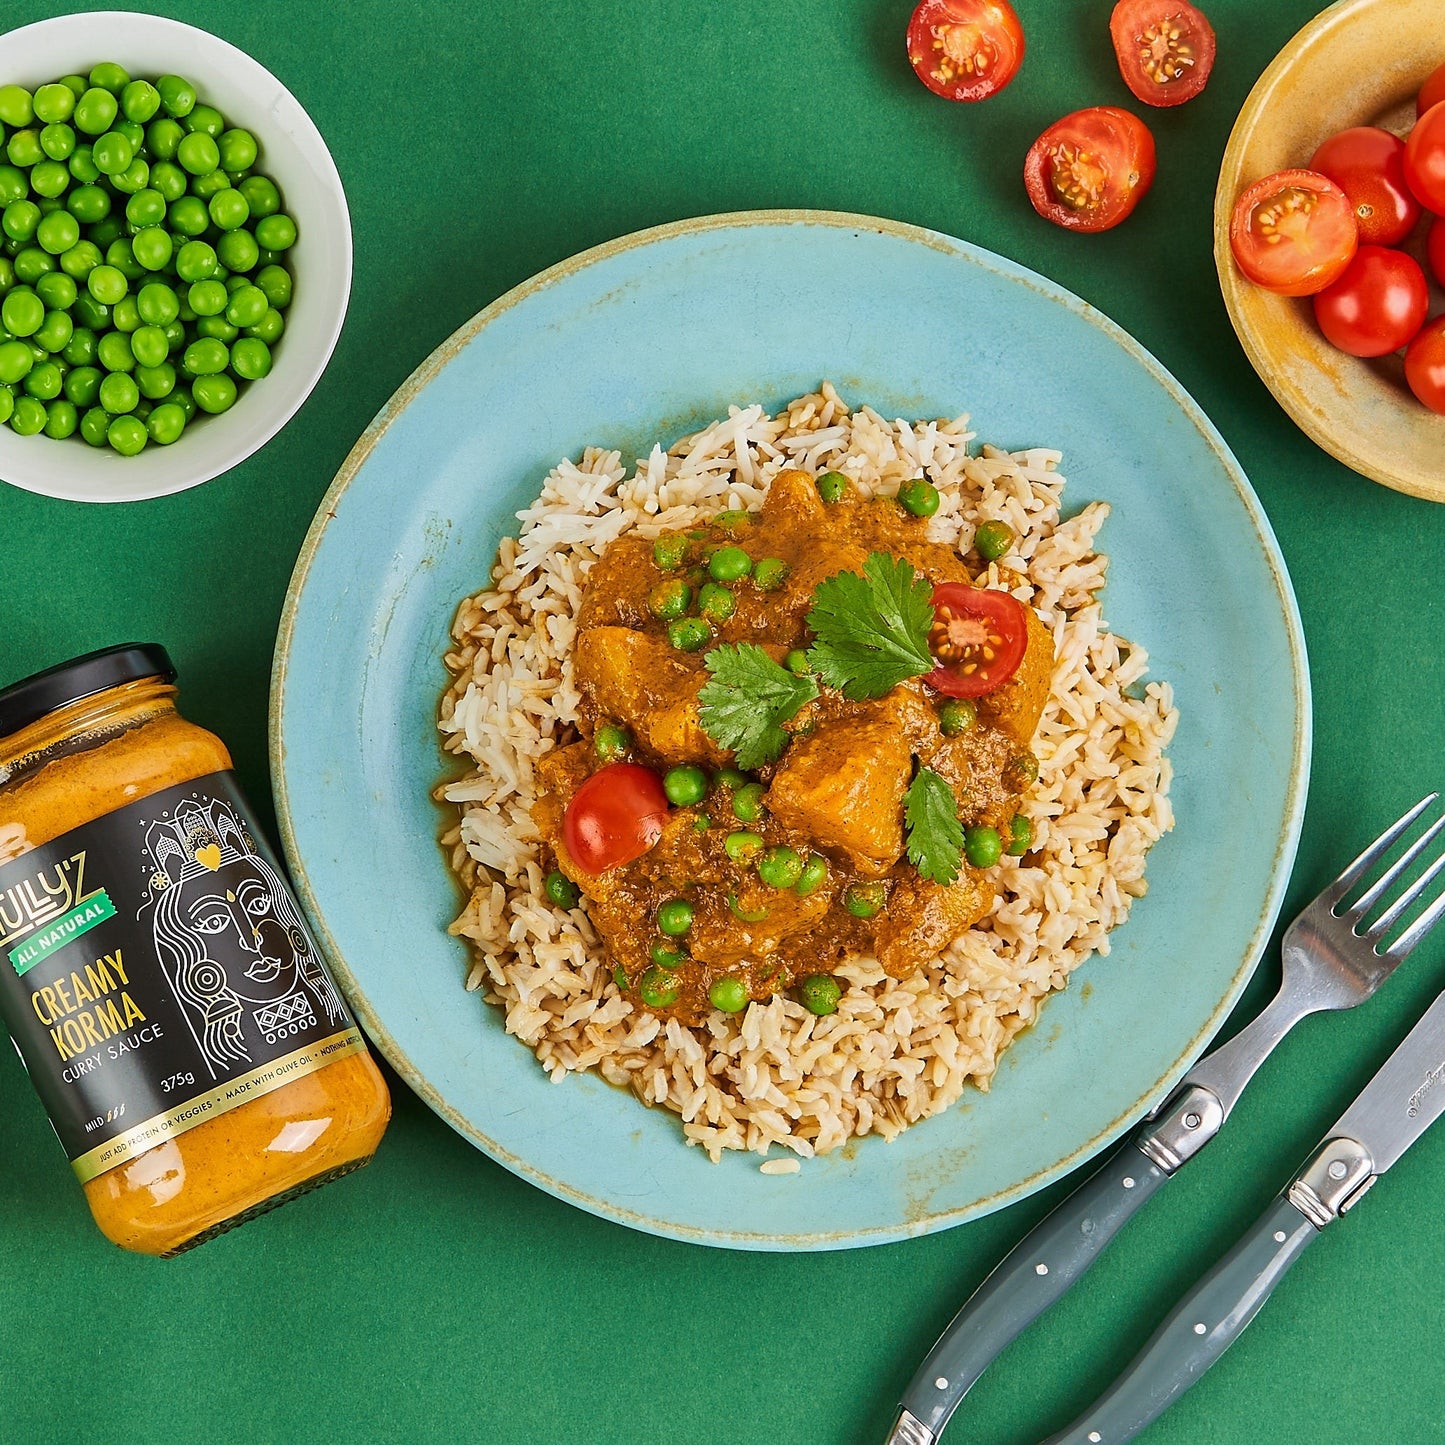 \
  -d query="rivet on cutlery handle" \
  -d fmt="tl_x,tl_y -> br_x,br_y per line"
888,1144 -> 1169,1445
1040,1193 -> 1320,1445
